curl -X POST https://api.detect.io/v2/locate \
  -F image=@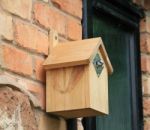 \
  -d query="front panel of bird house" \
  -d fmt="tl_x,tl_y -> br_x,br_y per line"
43,37 -> 113,118
46,52 -> 108,118
46,65 -> 90,118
